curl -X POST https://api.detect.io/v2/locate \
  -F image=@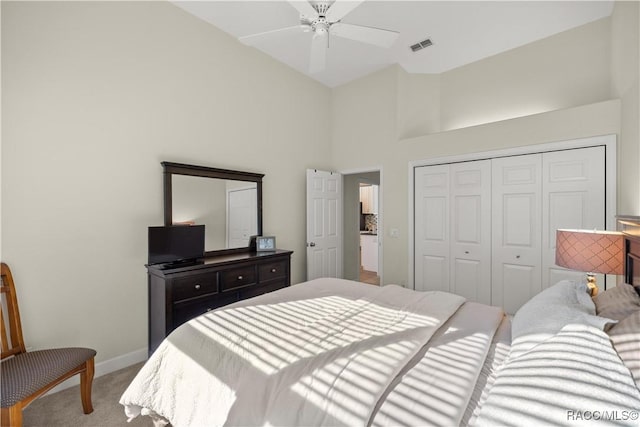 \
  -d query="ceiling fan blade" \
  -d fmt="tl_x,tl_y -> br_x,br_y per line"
239,25 -> 308,46
309,33 -> 327,74
287,0 -> 319,19
330,22 -> 399,48
325,0 -> 365,22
